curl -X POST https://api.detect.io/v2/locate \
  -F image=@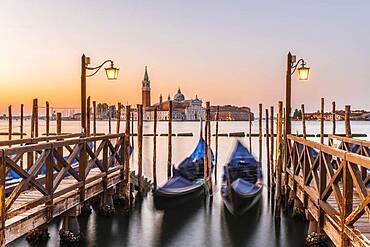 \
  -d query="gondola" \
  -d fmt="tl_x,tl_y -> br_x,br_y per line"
154,138 -> 214,210
221,140 -> 263,215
